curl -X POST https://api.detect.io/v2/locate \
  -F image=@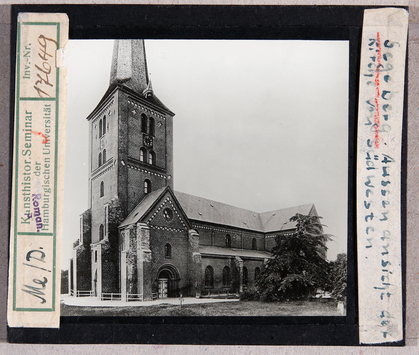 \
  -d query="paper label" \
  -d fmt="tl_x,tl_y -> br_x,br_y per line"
357,7 -> 407,344
7,12 -> 68,328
